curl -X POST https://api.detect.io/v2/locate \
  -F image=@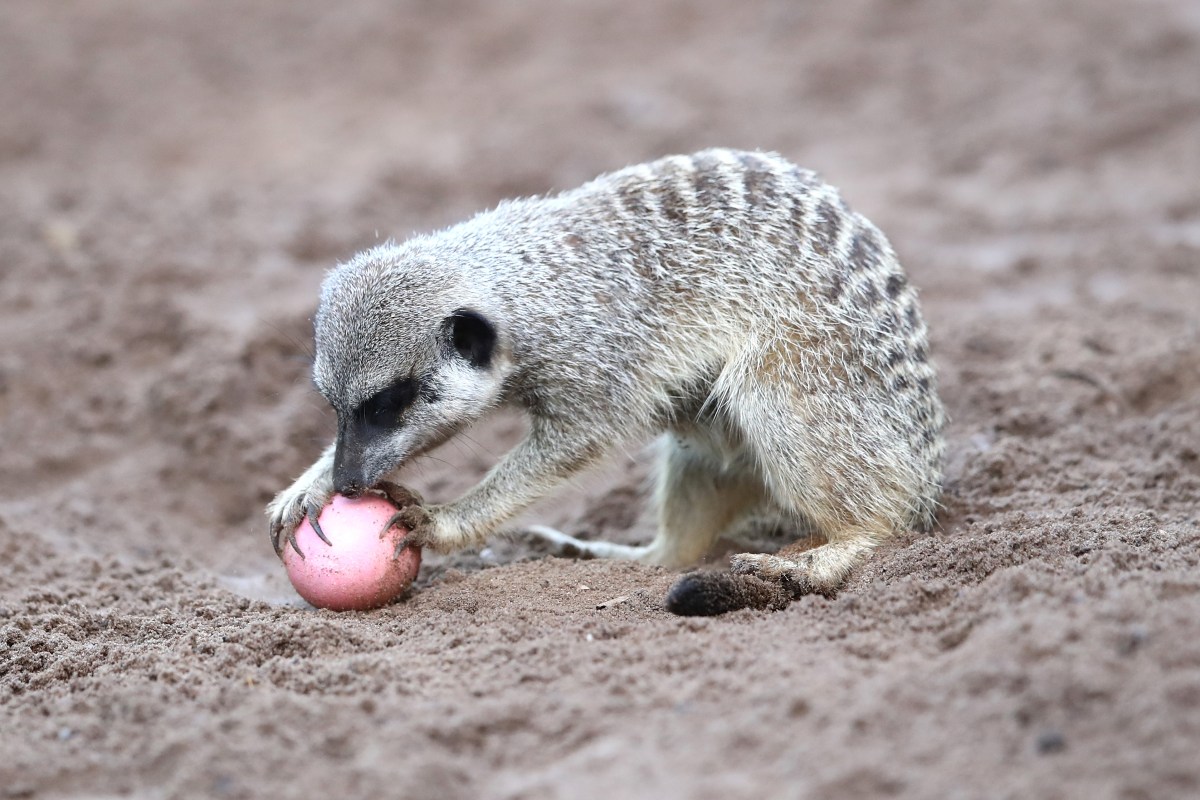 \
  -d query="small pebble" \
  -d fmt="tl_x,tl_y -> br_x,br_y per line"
1036,730 -> 1066,755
